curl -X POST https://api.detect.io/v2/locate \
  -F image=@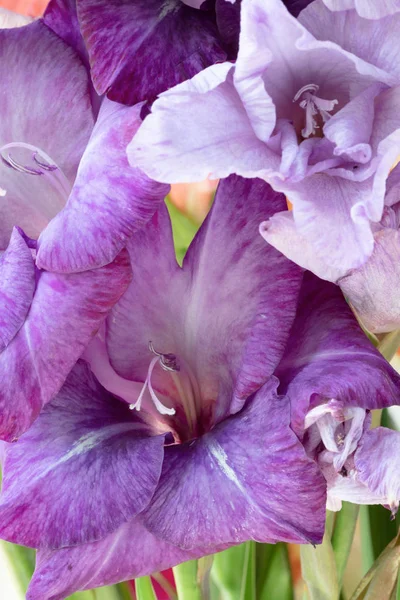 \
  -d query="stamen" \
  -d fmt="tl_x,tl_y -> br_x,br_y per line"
129,355 -> 176,416
293,83 -> 338,138
293,83 -> 320,102
0,142 -> 72,199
